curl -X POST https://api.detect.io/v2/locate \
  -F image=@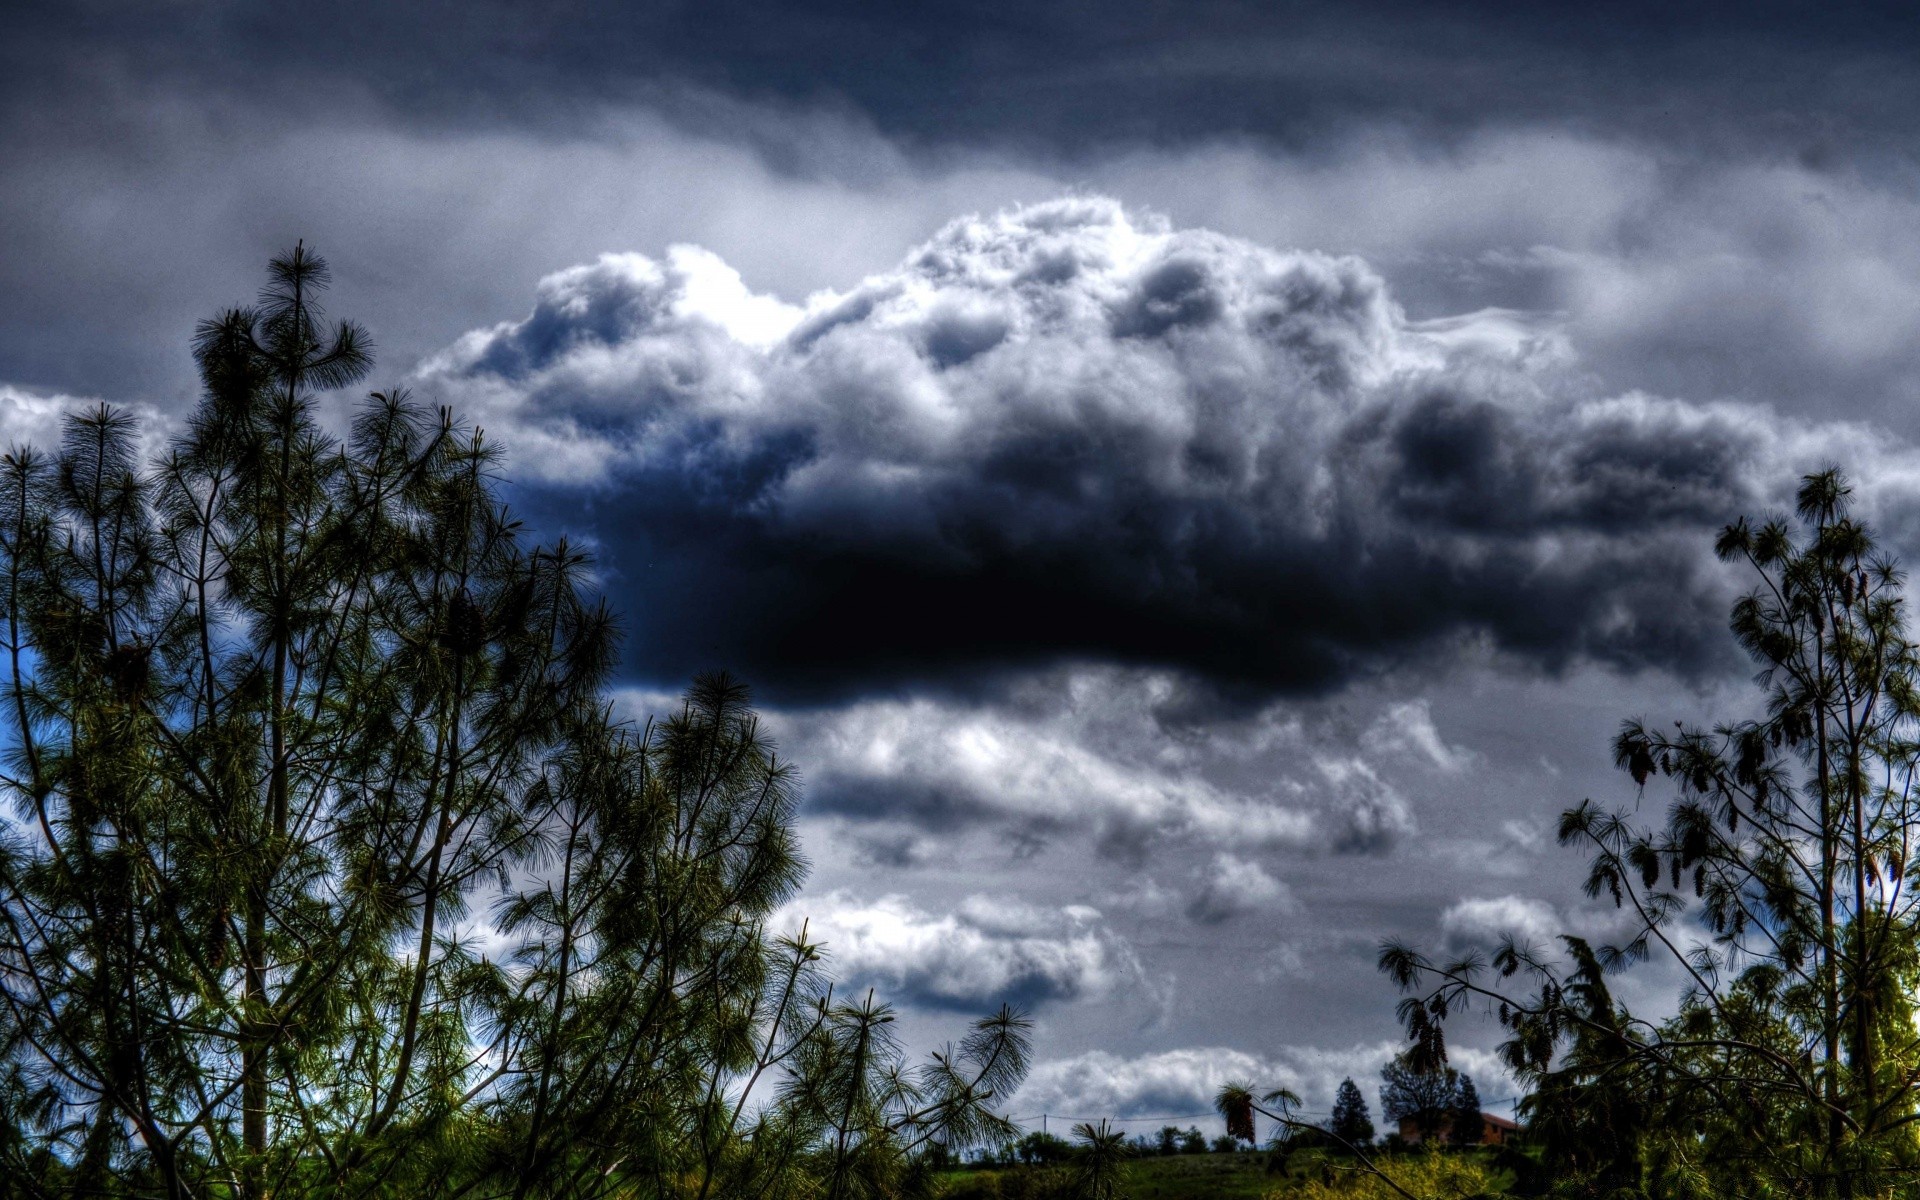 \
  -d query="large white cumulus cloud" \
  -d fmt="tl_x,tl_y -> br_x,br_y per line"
429,196 -> 1415,478
417,197 -> 1919,695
